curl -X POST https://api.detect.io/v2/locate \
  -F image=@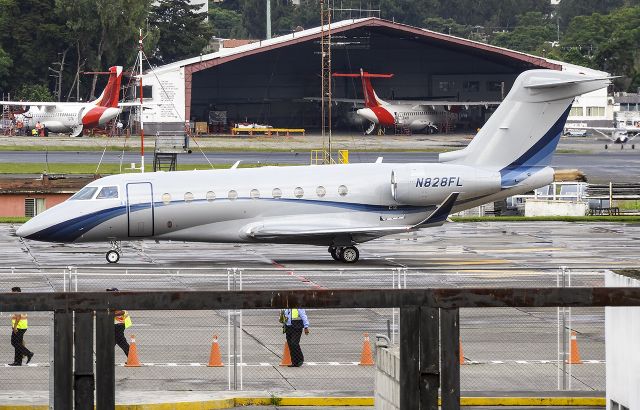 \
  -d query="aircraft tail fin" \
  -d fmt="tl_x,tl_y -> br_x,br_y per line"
94,66 -> 123,108
333,69 -> 392,108
439,70 -> 610,187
